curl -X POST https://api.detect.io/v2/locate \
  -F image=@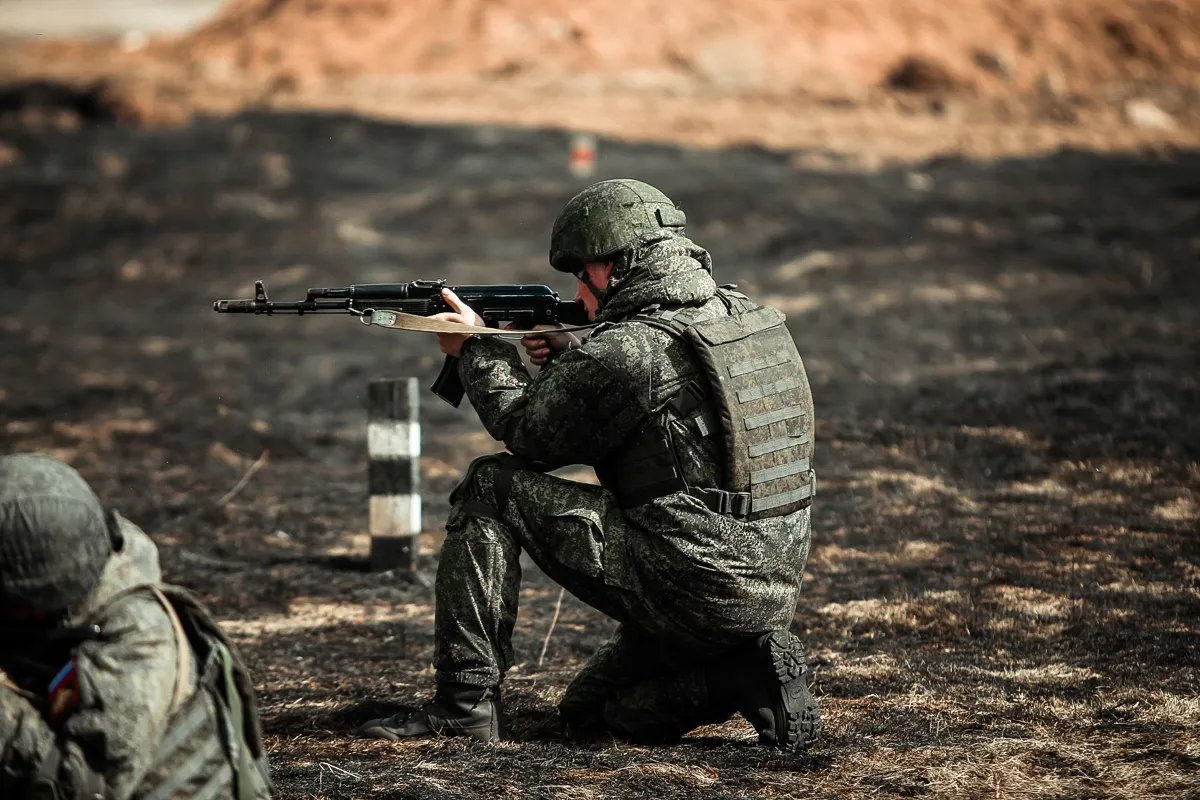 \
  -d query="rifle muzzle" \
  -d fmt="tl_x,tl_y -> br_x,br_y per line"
213,300 -> 257,313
